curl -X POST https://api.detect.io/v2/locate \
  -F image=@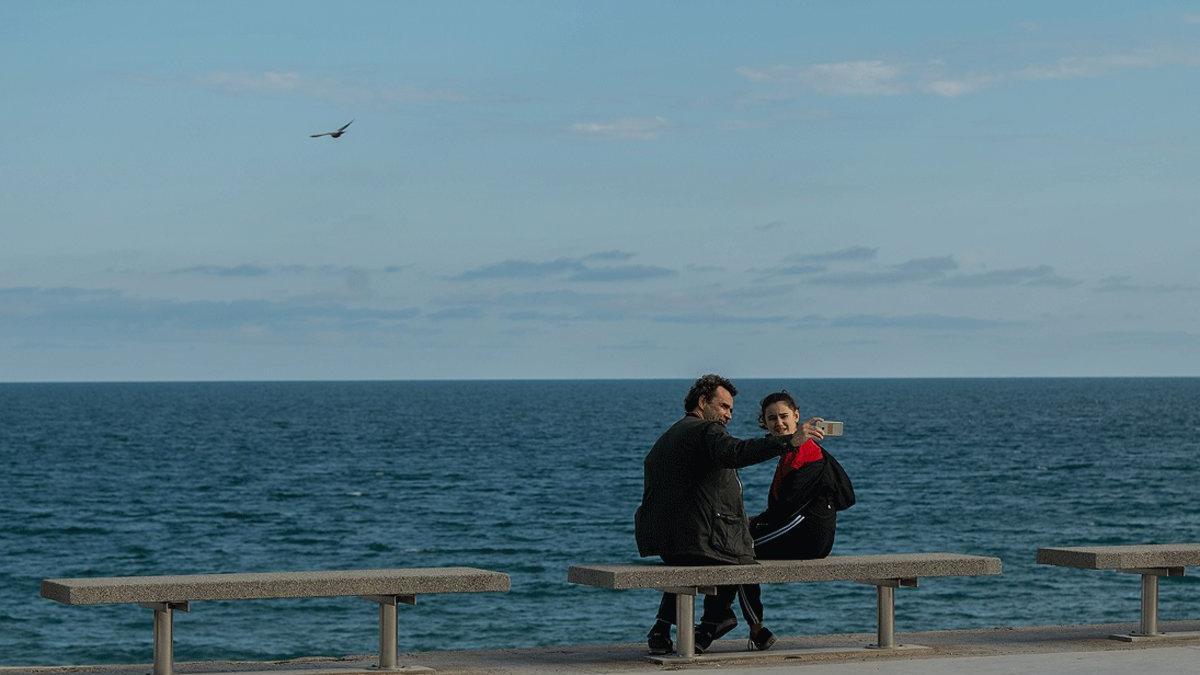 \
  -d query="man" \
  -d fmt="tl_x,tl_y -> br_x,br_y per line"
634,374 -> 819,654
